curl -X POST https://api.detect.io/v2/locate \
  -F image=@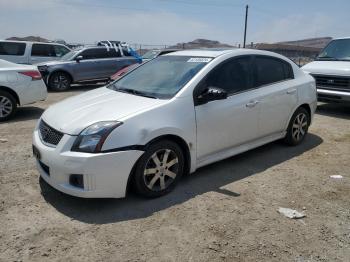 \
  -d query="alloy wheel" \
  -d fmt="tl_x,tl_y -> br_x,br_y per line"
0,96 -> 13,118
53,74 -> 69,90
143,149 -> 179,191
292,113 -> 308,142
